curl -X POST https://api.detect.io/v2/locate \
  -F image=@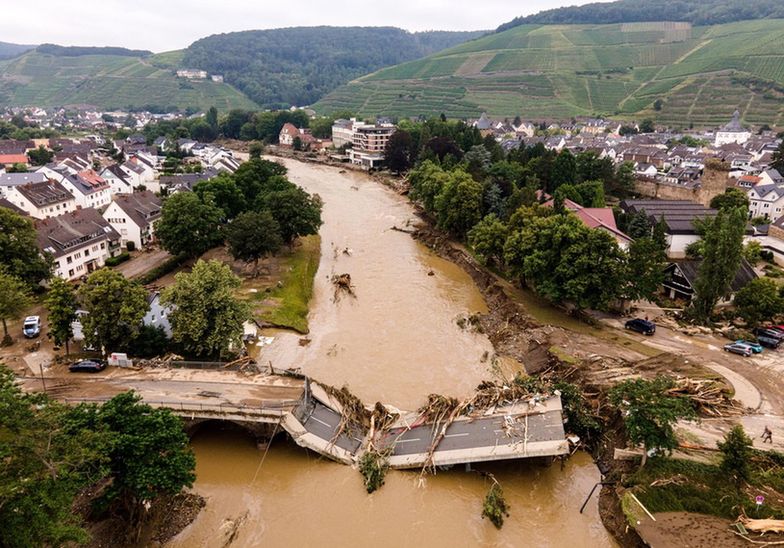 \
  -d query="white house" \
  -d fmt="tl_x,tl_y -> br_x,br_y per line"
41,166 -> 112,210
142,292 -> 172,337
4,180 -> 76,219
102,190 -> 162,249
714,110 -> 751,147
748,182 -> 784,222
100,164 -> 134,195
36,208 -> 122,280
0,172 -> 49,198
